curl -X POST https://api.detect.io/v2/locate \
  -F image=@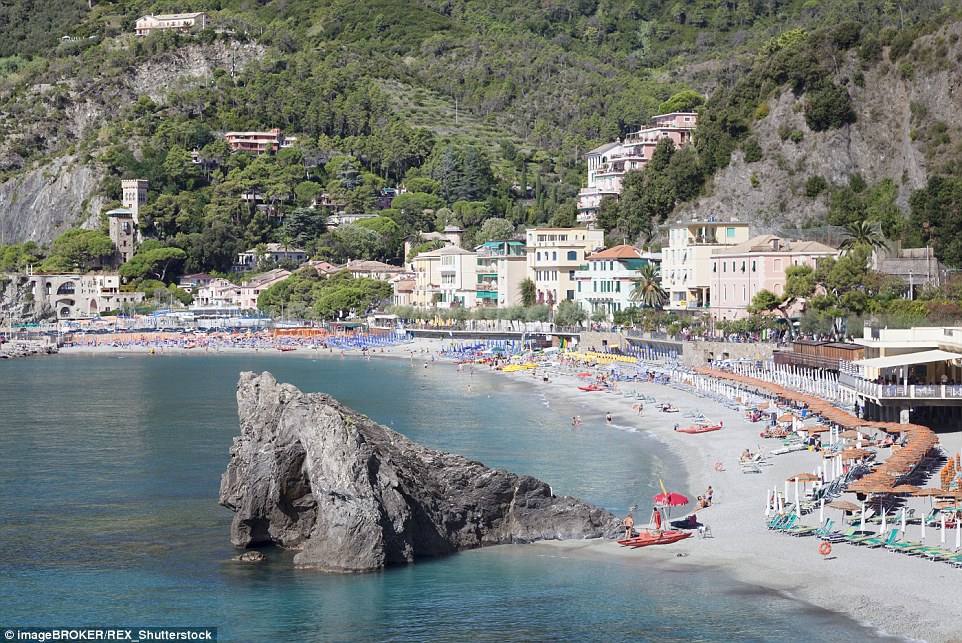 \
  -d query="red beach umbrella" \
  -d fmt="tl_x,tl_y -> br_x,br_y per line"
653,491 -> 690,507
